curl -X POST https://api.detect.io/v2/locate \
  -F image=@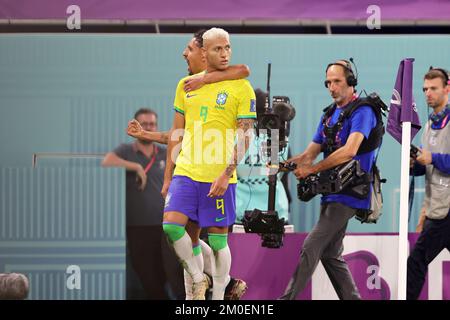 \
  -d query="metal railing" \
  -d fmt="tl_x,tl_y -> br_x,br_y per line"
32,152 -> 105,168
